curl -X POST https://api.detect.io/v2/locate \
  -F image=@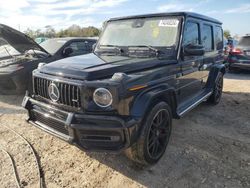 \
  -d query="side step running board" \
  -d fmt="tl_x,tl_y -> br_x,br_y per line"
177,91 -> 213,117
